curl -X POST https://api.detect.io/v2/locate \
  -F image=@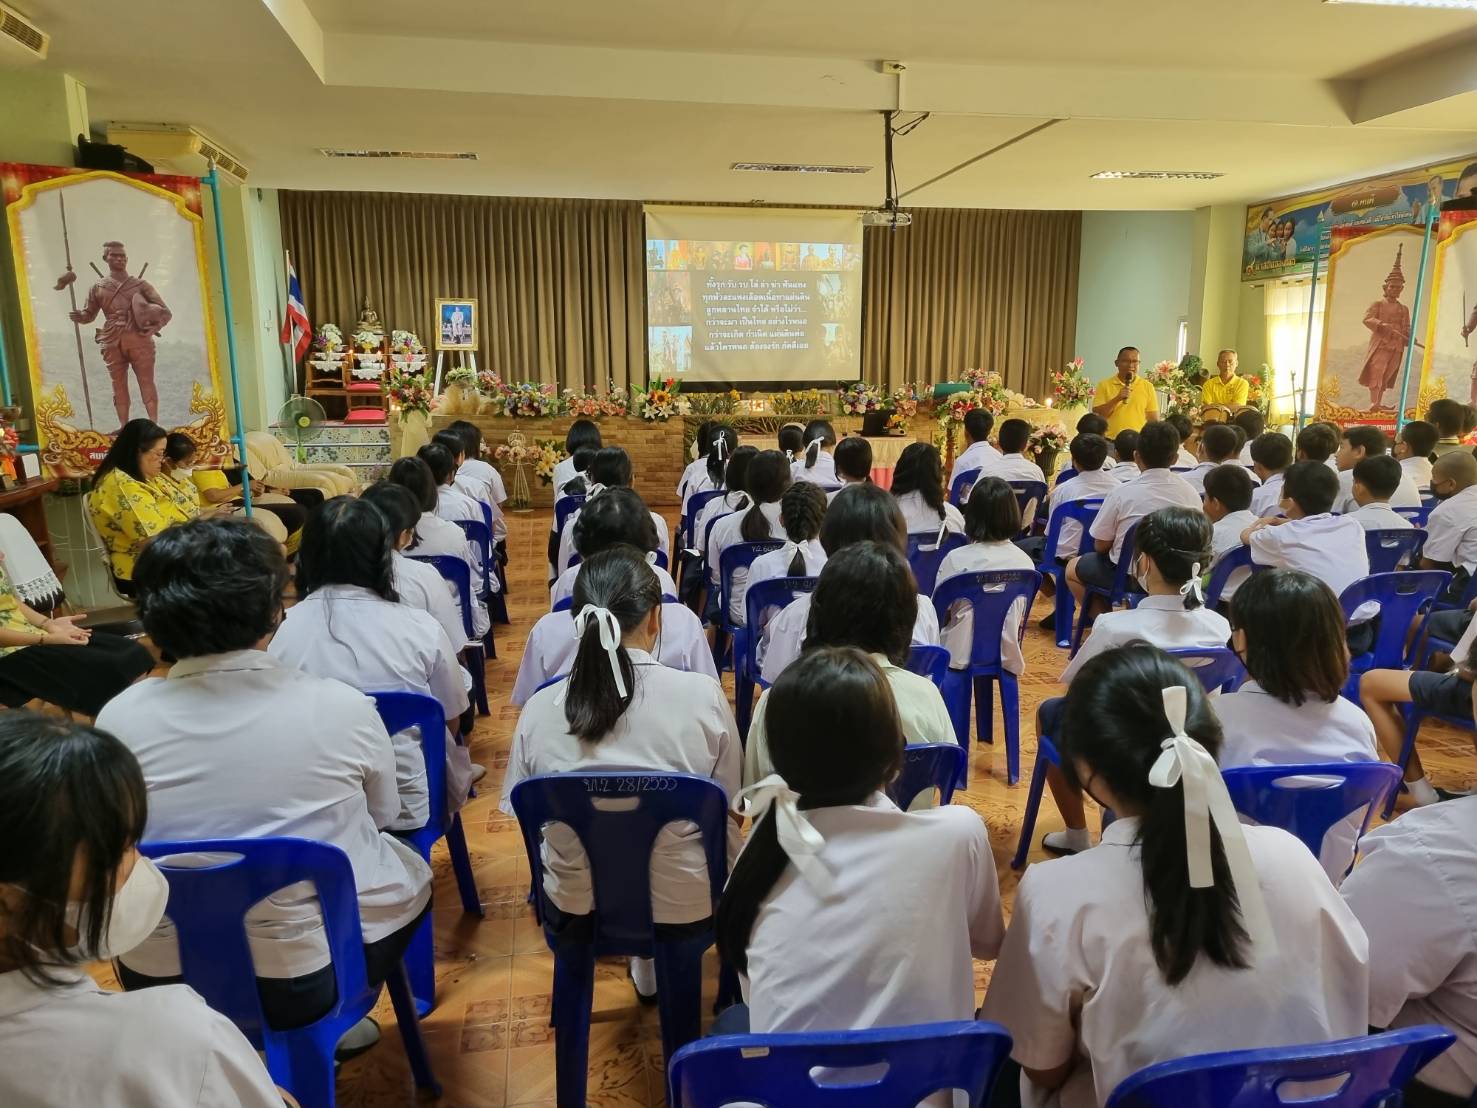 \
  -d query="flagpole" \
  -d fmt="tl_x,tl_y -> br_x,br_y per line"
281,248 -> 297,399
